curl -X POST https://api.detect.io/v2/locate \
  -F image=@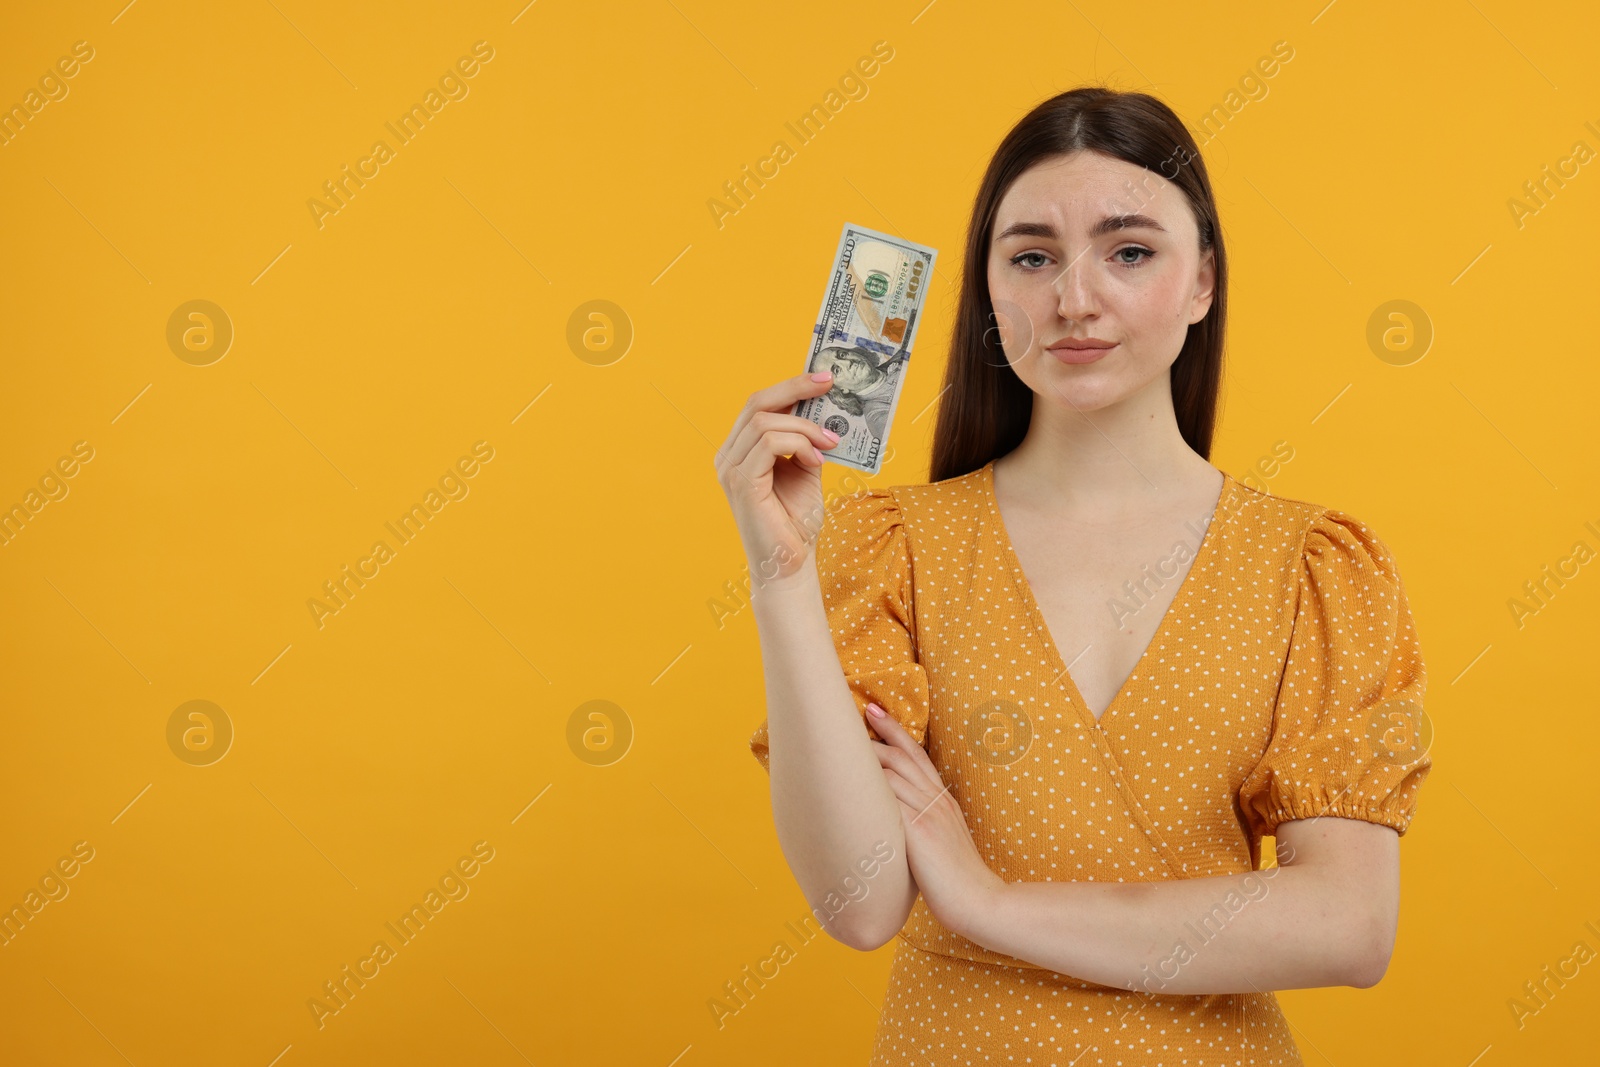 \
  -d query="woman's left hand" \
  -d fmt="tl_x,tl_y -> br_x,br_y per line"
866,702 -> 1007,941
